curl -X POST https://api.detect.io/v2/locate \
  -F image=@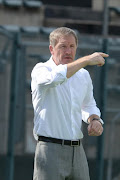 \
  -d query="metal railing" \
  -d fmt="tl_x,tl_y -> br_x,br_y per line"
0,25 -> 120,180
